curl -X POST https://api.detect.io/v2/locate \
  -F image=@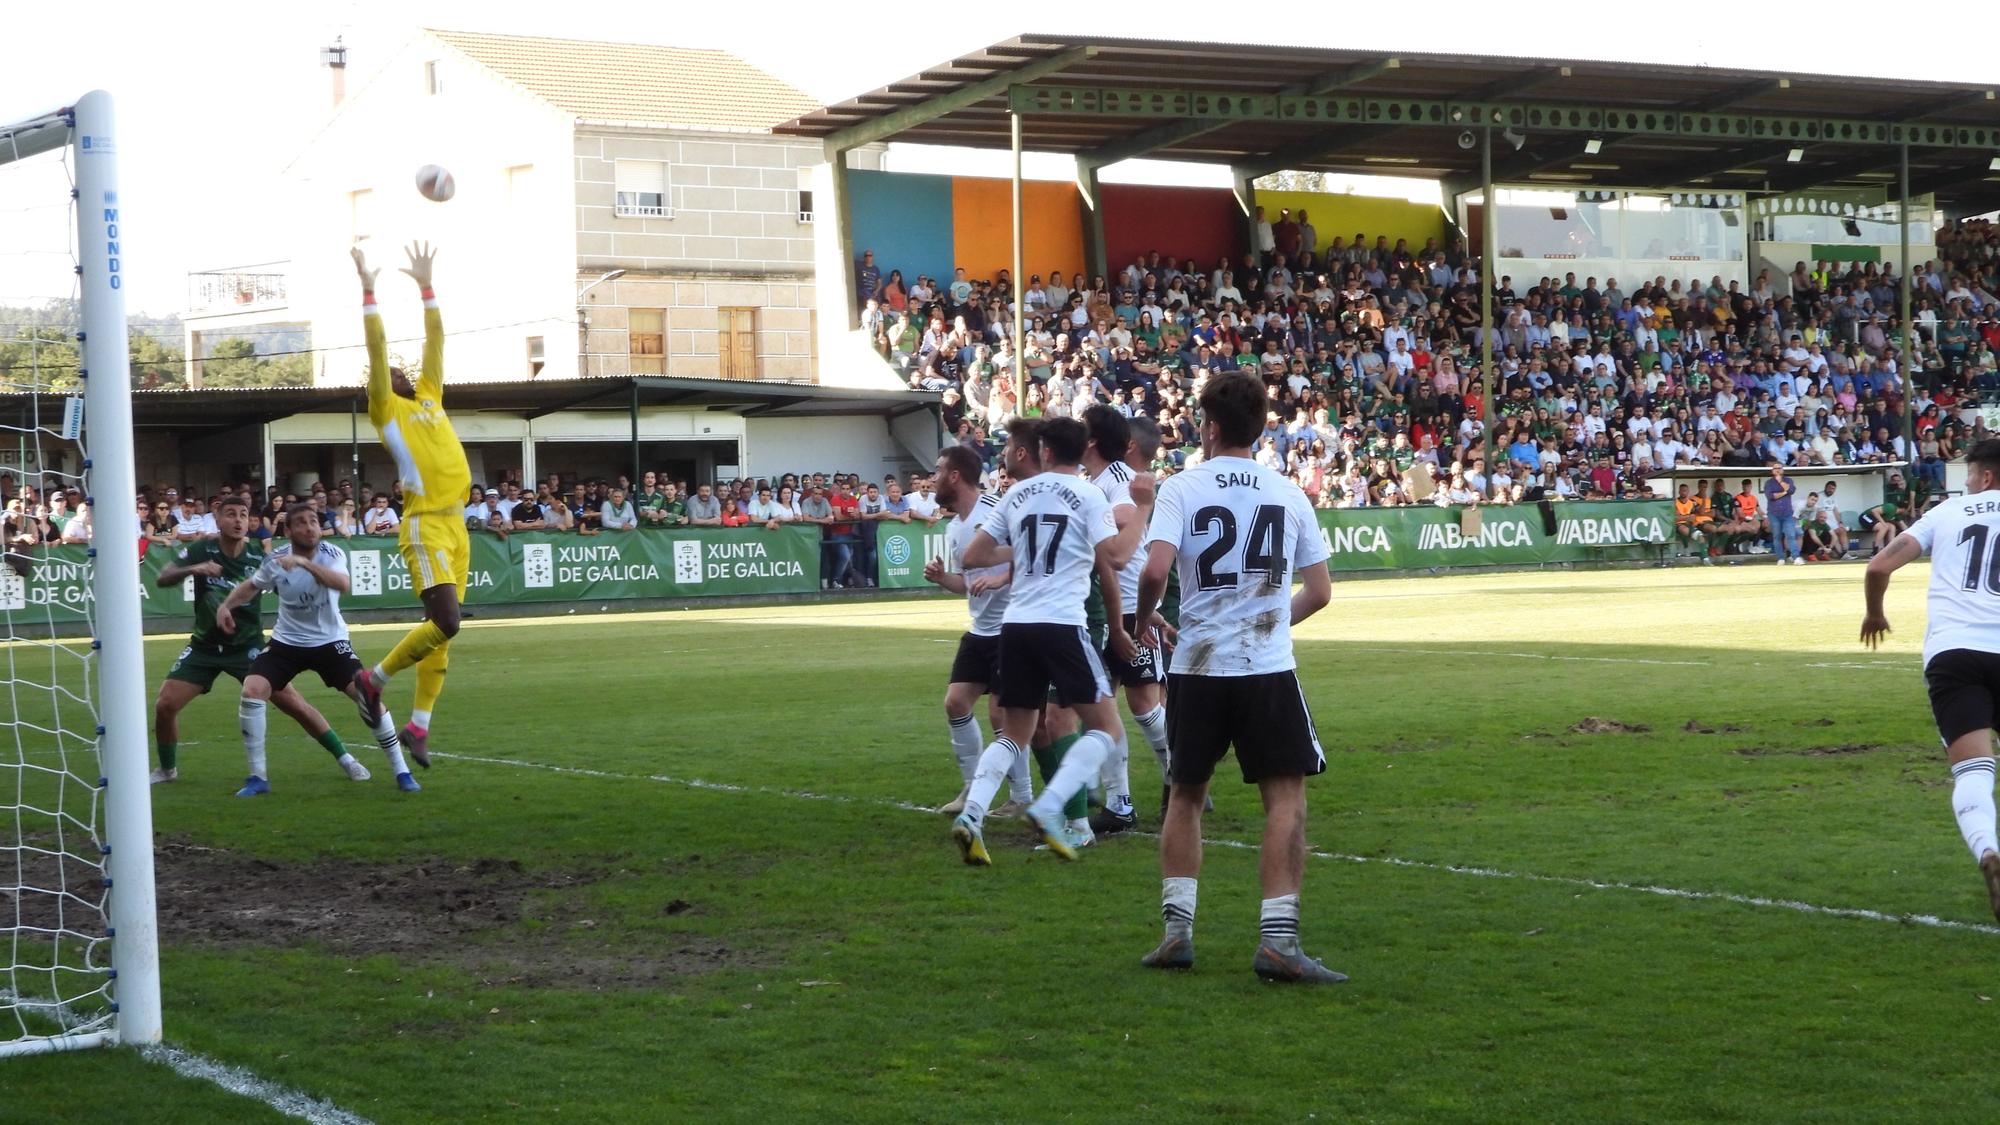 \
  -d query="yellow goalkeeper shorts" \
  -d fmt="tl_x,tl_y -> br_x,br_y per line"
398,510 -> 469,598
